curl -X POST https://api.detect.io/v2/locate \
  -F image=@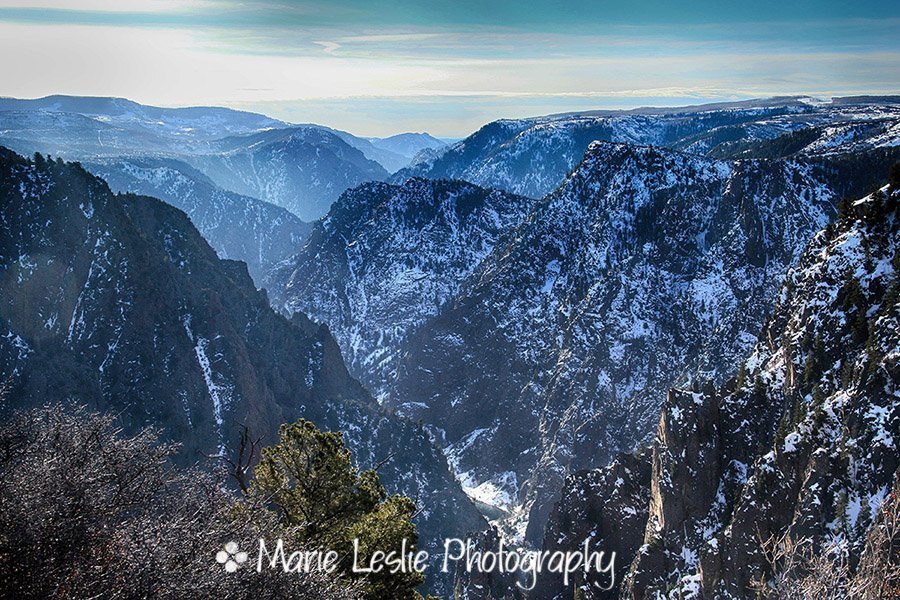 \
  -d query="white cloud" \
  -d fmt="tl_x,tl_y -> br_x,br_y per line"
313,40 -> 340,54
0,21 -> 445,104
